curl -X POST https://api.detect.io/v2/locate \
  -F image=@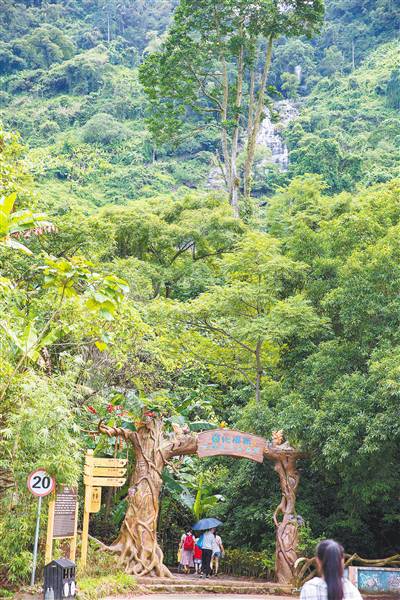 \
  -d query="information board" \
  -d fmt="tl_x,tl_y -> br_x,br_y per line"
197,429 -> 266,463
349,566 -> 400,593
53,487 -> 77,538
